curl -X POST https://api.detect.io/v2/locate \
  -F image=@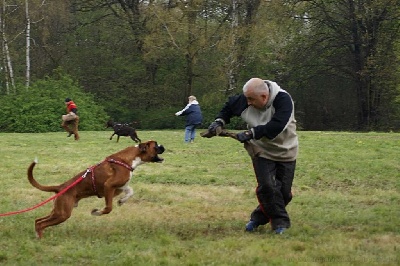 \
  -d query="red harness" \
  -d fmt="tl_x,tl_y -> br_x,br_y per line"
106,158 -> 134,171
83,158 -> 134,198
